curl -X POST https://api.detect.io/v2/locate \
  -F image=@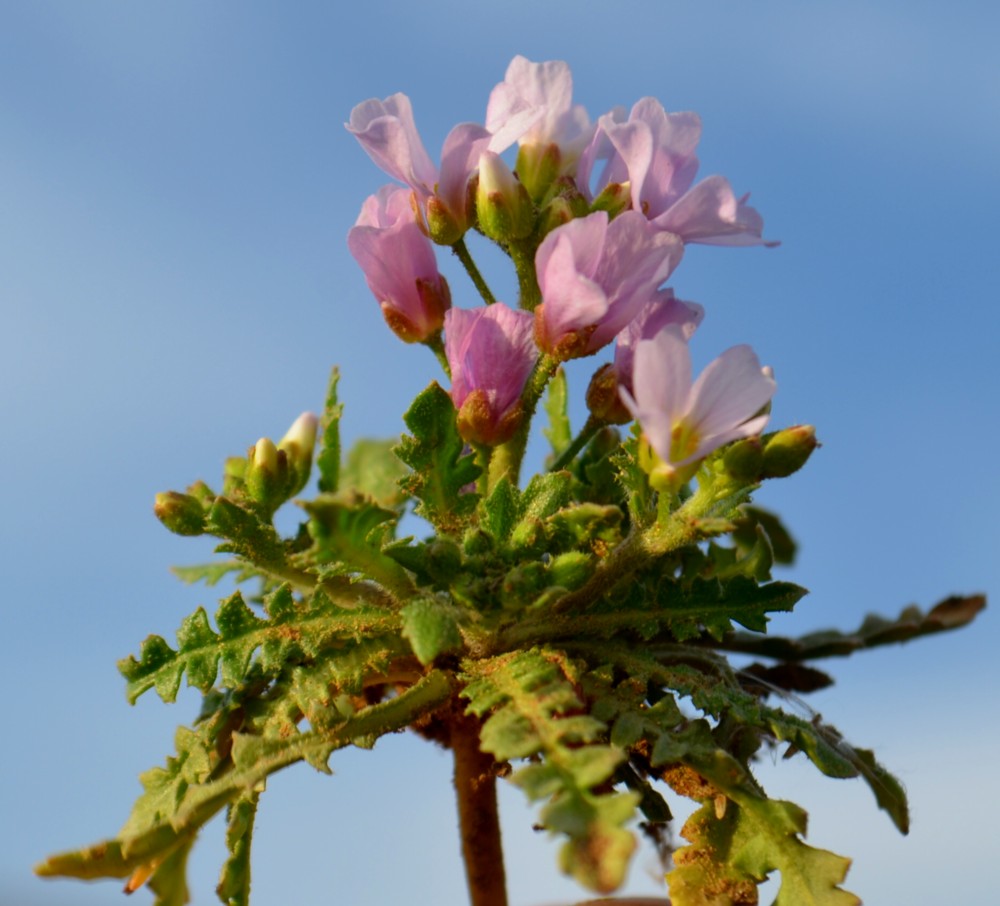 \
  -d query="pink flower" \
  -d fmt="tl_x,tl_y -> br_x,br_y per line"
620,325 -> 775,484
586,290 -> 703,425
445,304 -> 538,446
347,185 -> 451,343
486,56 -> 592,170
534,211 -> 683,360
347,83 -> 541,243
579,98 -> 774,247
